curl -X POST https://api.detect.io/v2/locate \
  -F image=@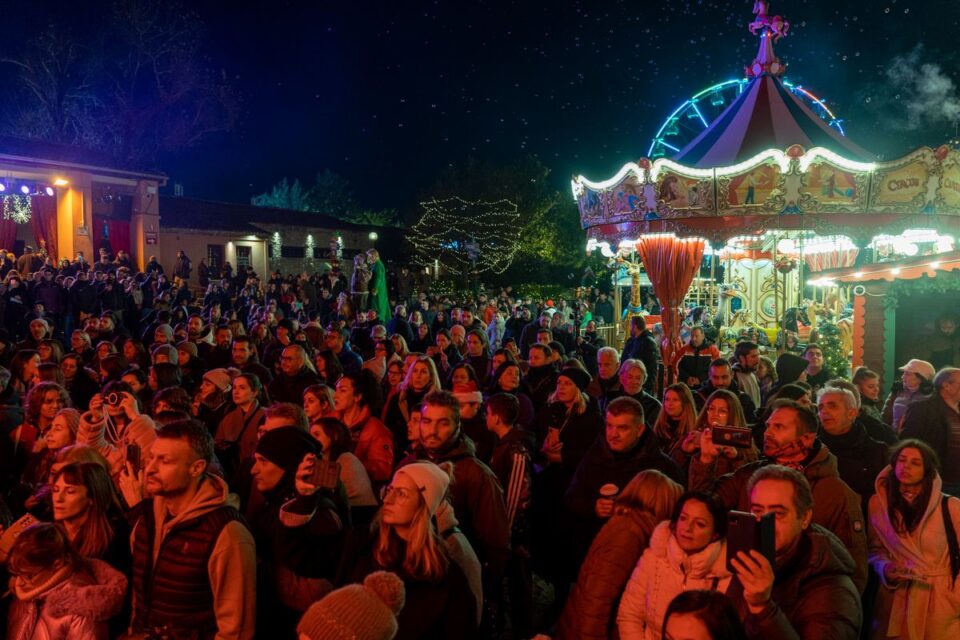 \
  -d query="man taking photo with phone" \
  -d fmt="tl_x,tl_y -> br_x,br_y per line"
728,465 -> 861,639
